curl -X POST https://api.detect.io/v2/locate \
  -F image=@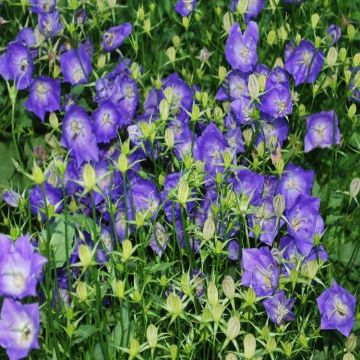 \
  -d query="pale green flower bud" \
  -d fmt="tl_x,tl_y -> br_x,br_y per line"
117,153 -> 128,173
203,217 -> 215,241
159,99 -> 170,121
177,181 -> 189,205
172,35 -> 181,48
282,342 -> 292,357
49,112 -> 59,129
326,47 -> 338,67
226,317 -> 240,341
165,128 -> 175,149
137,6 -> 145,21
248,74 -> 259,99
244,333 -> 256,359
180,272 -> 192,296
347,24 -> 356,40
339,48 -> 347,62
243,128 -> 253,147
225,353 -> 237,360
267,30 -> 277,45
237,0 -> 248,15
182,17 -> 190,30
132,290 -> 142,303
354,53 -> 360,67
76,282 -> 88,302
350,178 -> 360,198
147,324 -> 158,348
122,240 -> 133,262
166,293 -> 183,318
169,344 -> 178,360
144,18 -> 151,34
315,36 -> 322,48
211,303 -> 223,323
223,12 -> 234,34
79,244 -> 92,268
32,164 -> 45,185
273,193 -> 285,218
191,104 -> 201,121
166,47 -> 176,63
348,103 -> 357,118
311,13 -> 320,28
274,57 -> 284,68
243,288 -> 256,306
219,66 -> 227,82
345,333 -> 357,353
129,339 -> 140,359
114,280 -> 125,299
83,163 -> 96,191
343,353 -> 355,360
207,282 -> 218,306
266,337 -> 276,352
222,275 -> 235,300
